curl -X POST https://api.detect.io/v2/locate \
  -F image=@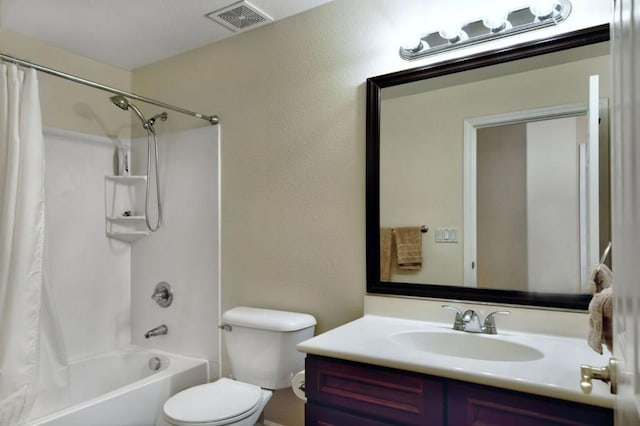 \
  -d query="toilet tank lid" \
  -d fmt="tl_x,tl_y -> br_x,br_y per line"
222,307 -> 316,332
